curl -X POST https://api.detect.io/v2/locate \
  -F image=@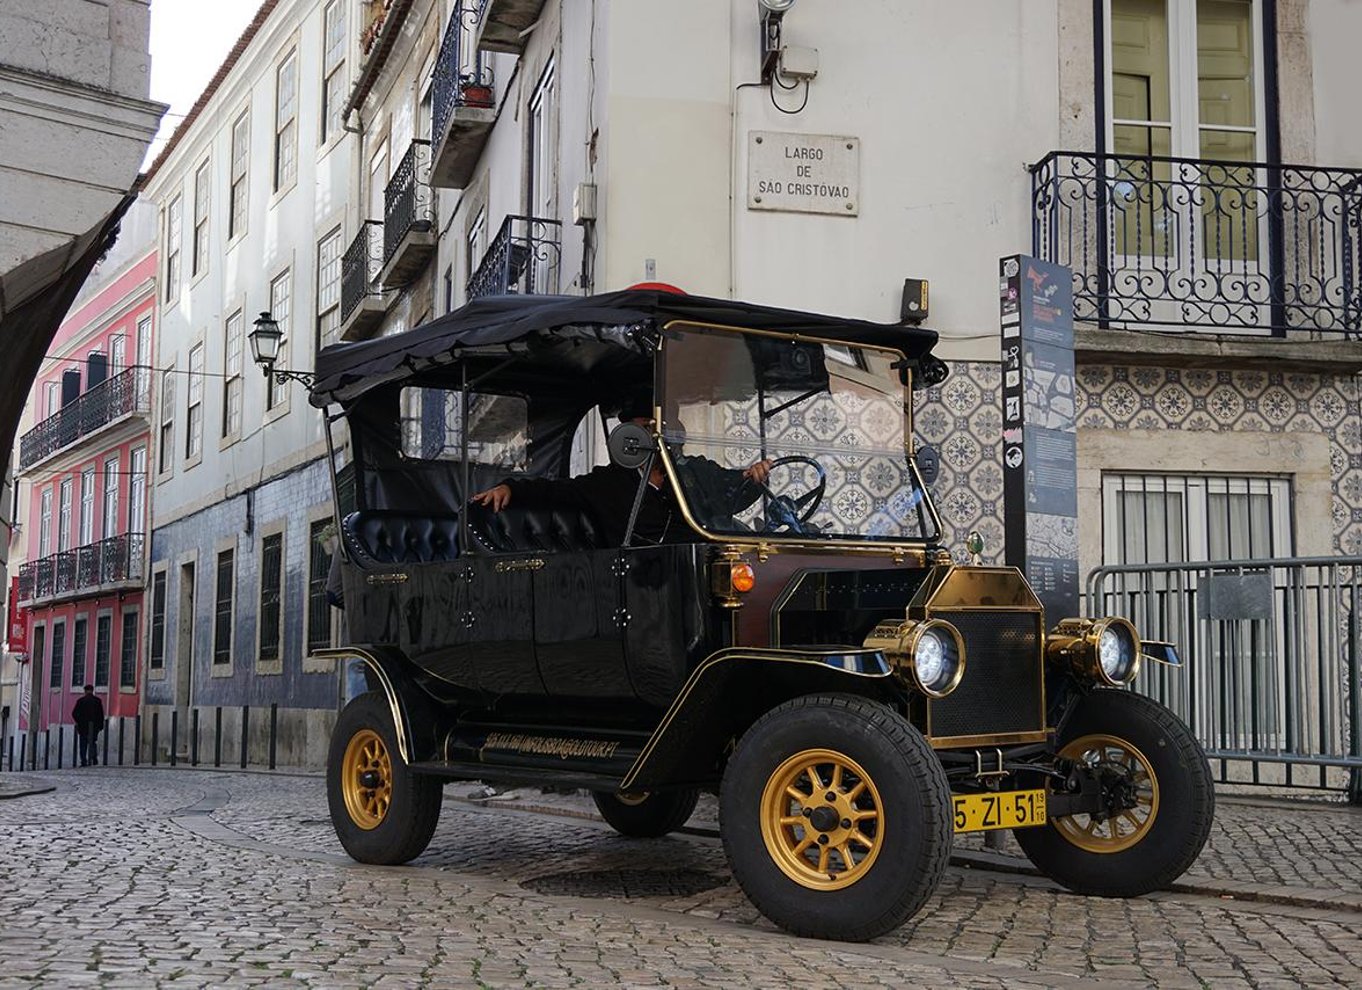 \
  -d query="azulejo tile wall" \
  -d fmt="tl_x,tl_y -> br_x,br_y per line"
916,359 -> 1362,560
